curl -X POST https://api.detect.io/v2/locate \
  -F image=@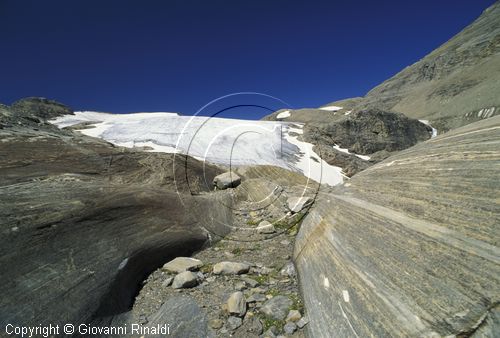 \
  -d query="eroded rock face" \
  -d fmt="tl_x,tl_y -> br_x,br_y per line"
143,296 -> 213,338
294,116 -> 500,337
0,100 -> 234,328
10,97 -> 74,120
304,108 -> 432,155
